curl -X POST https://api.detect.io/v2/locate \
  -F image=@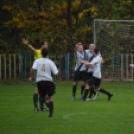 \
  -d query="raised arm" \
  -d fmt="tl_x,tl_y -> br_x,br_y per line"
22,38 -> 36,52
129,64 -> 134,68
